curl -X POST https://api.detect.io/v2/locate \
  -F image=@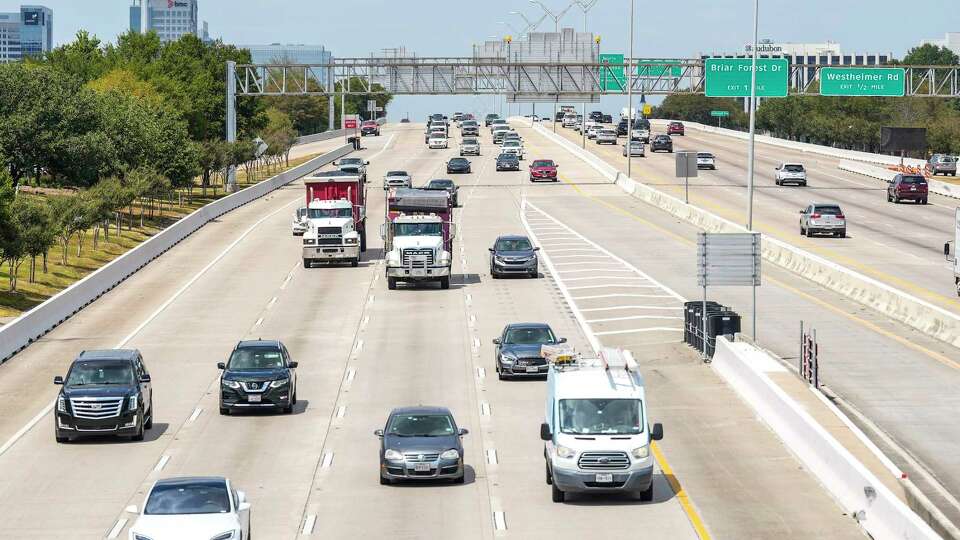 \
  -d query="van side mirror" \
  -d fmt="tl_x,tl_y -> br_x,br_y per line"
332,161 -> 339,166
217,362 -> 226,370
124,505 -> 138,514
540,423 -> 552,441
287,361 -> 299,369
534,247 -> 541,251
651,423 -> 664,441
53,376 -> 64,385
458,428 -> 469,436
